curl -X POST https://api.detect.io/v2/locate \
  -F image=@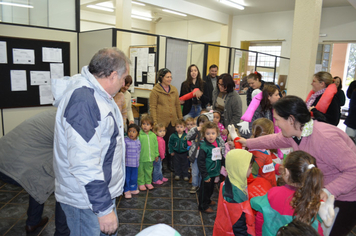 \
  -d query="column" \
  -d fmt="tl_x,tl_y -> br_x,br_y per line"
115,0 -> 132,56
287,0 -> 323,98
